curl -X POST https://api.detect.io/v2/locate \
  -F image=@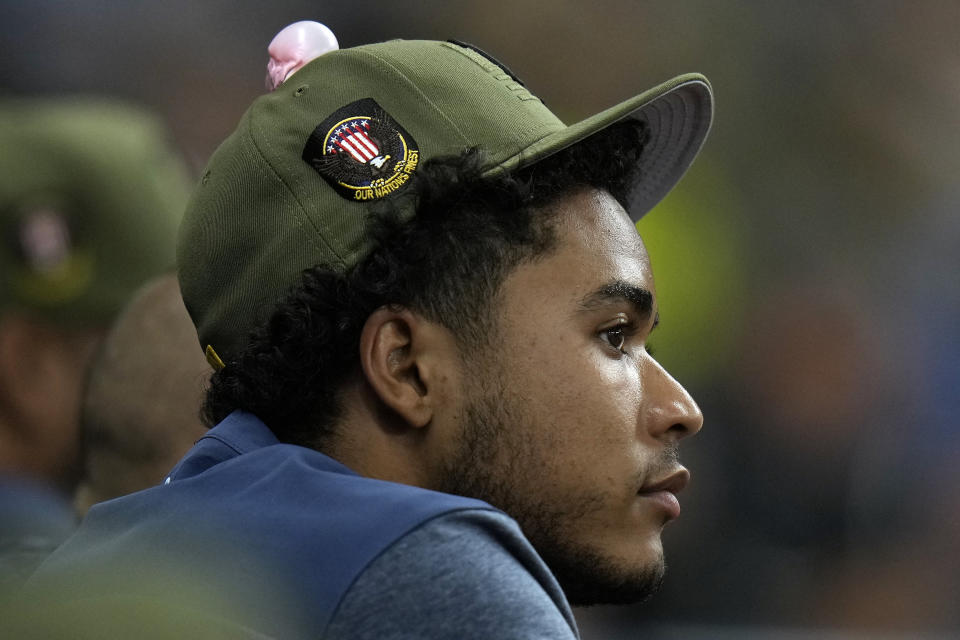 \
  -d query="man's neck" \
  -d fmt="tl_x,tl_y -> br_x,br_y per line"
324,381 -> 436,489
